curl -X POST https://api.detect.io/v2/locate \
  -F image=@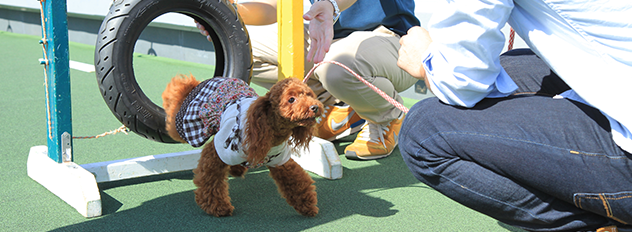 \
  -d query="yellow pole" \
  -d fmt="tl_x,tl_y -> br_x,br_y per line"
277,0 -> 304,80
